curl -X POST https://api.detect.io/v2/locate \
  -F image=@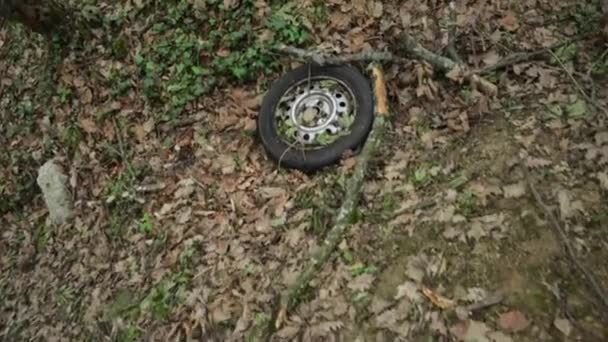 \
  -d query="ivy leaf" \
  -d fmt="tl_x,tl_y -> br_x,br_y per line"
566,99 -> 587,118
